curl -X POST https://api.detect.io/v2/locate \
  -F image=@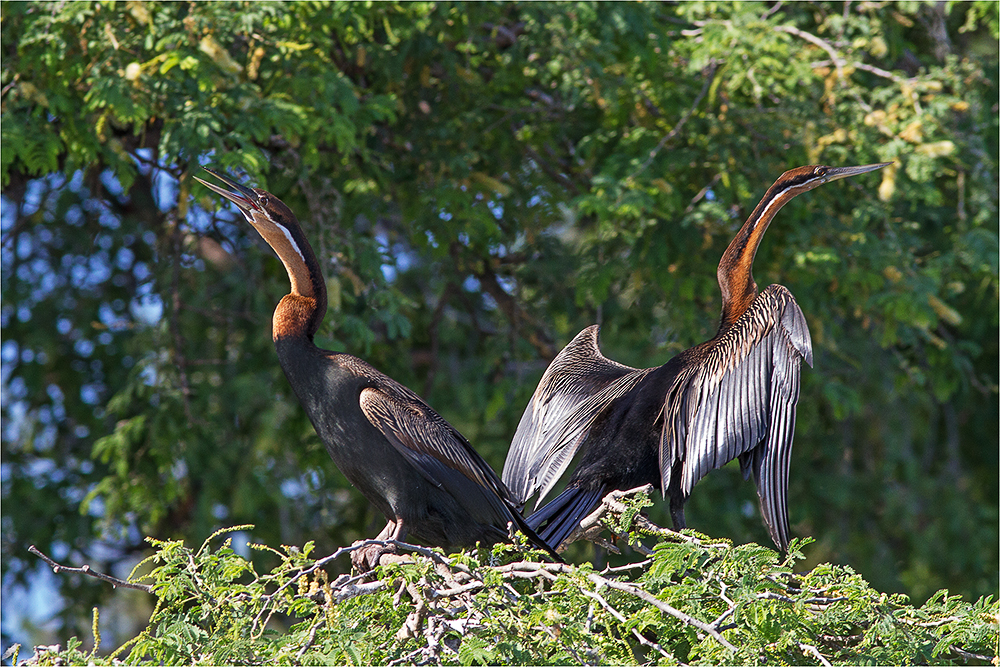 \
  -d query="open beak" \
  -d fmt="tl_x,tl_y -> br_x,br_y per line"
193,168 -> 262,215
824,162 -> 893,182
